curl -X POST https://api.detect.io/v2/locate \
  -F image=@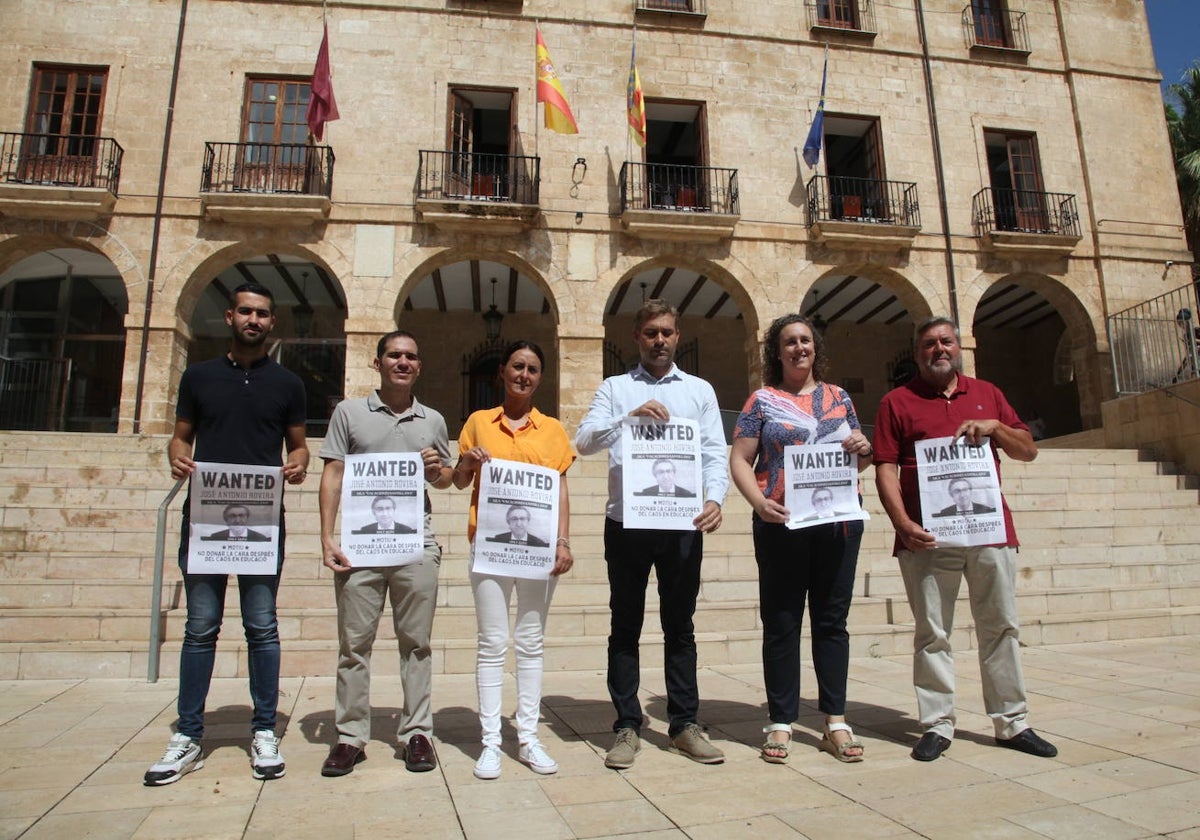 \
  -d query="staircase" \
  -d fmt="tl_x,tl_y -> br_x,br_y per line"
1,431 -> 1198,680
